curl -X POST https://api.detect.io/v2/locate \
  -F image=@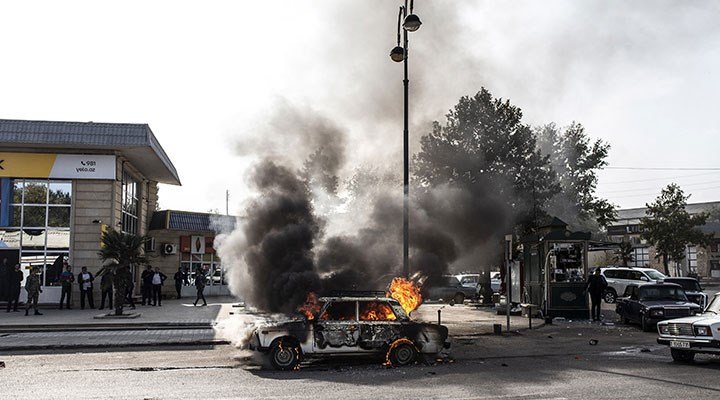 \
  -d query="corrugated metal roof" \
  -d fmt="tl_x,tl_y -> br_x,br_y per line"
0,119 -> 180,185
615,201 -> 720,222
149,210 -> 236,233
